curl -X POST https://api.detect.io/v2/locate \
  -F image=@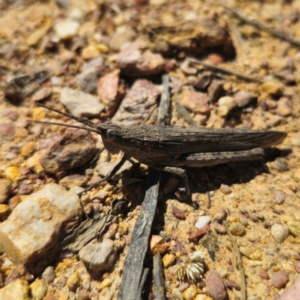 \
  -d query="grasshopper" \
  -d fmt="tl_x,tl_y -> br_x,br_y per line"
35,103 -> 287,199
